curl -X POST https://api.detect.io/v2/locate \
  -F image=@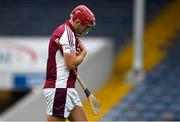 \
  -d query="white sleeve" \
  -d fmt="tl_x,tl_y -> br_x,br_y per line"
59,26 -> 76,53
